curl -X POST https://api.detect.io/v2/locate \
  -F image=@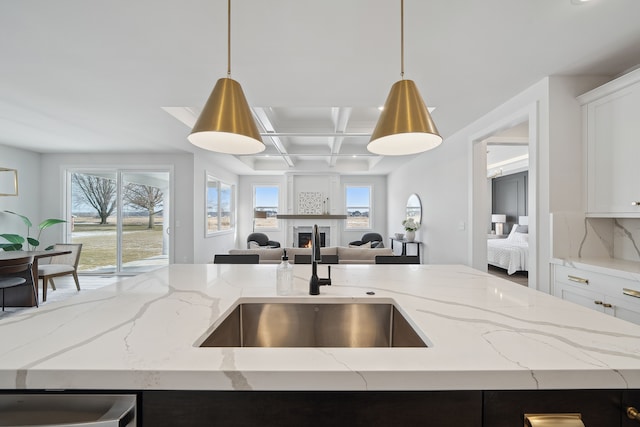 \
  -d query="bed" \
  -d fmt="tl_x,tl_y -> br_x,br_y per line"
487,218 -> 529,275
